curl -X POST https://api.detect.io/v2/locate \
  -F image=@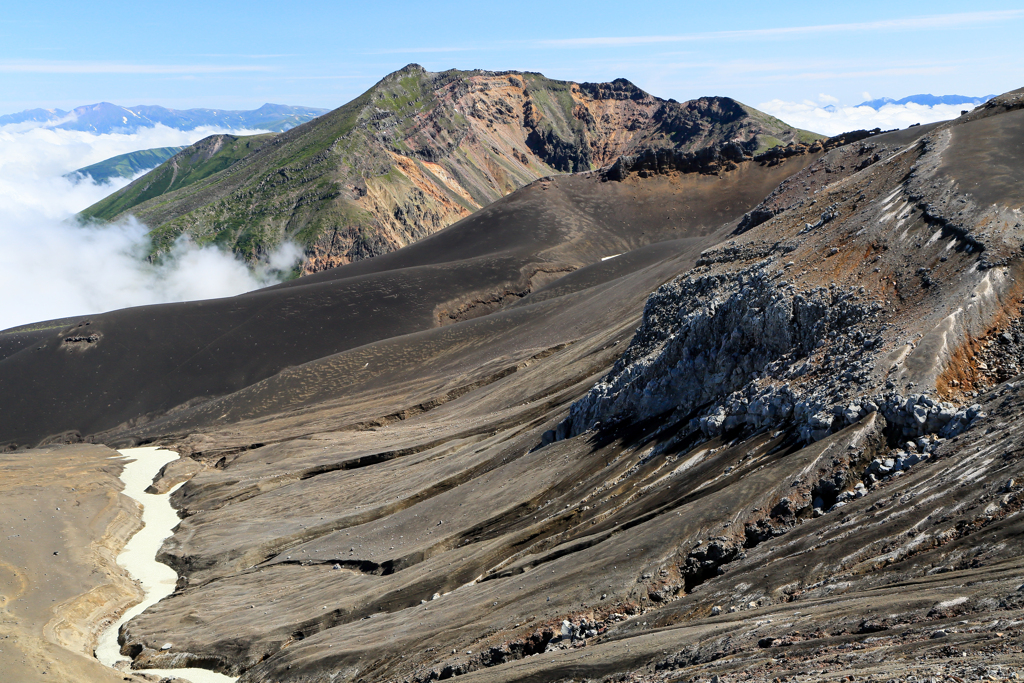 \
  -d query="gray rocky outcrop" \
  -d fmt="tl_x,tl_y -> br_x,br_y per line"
560,259 -> 982,449
690,384 -> 981,445
563,261 -> 872,438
